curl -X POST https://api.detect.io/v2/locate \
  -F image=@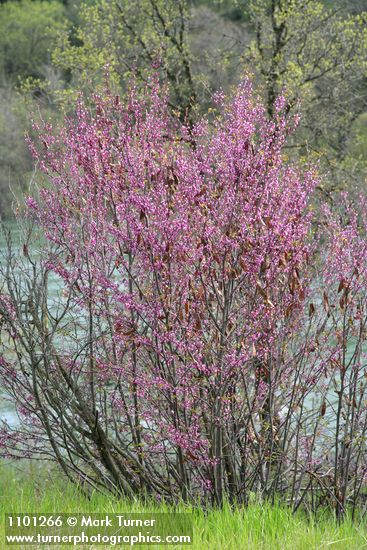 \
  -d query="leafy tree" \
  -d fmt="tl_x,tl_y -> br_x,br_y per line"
0,0 -> 67,84
244,0 -> 367,192
53,0 -> 197,117
52,0 -> 243,118
0,1 -> 70,218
